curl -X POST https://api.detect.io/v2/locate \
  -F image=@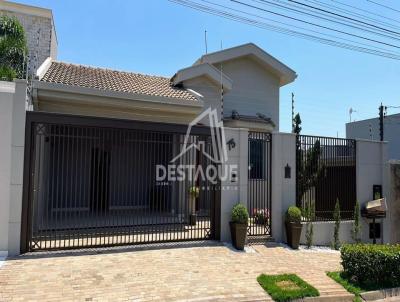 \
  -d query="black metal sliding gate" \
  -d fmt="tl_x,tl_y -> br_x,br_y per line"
21,112 -> 220,252
296,135 -> 356,221
247,131 -> 272,236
